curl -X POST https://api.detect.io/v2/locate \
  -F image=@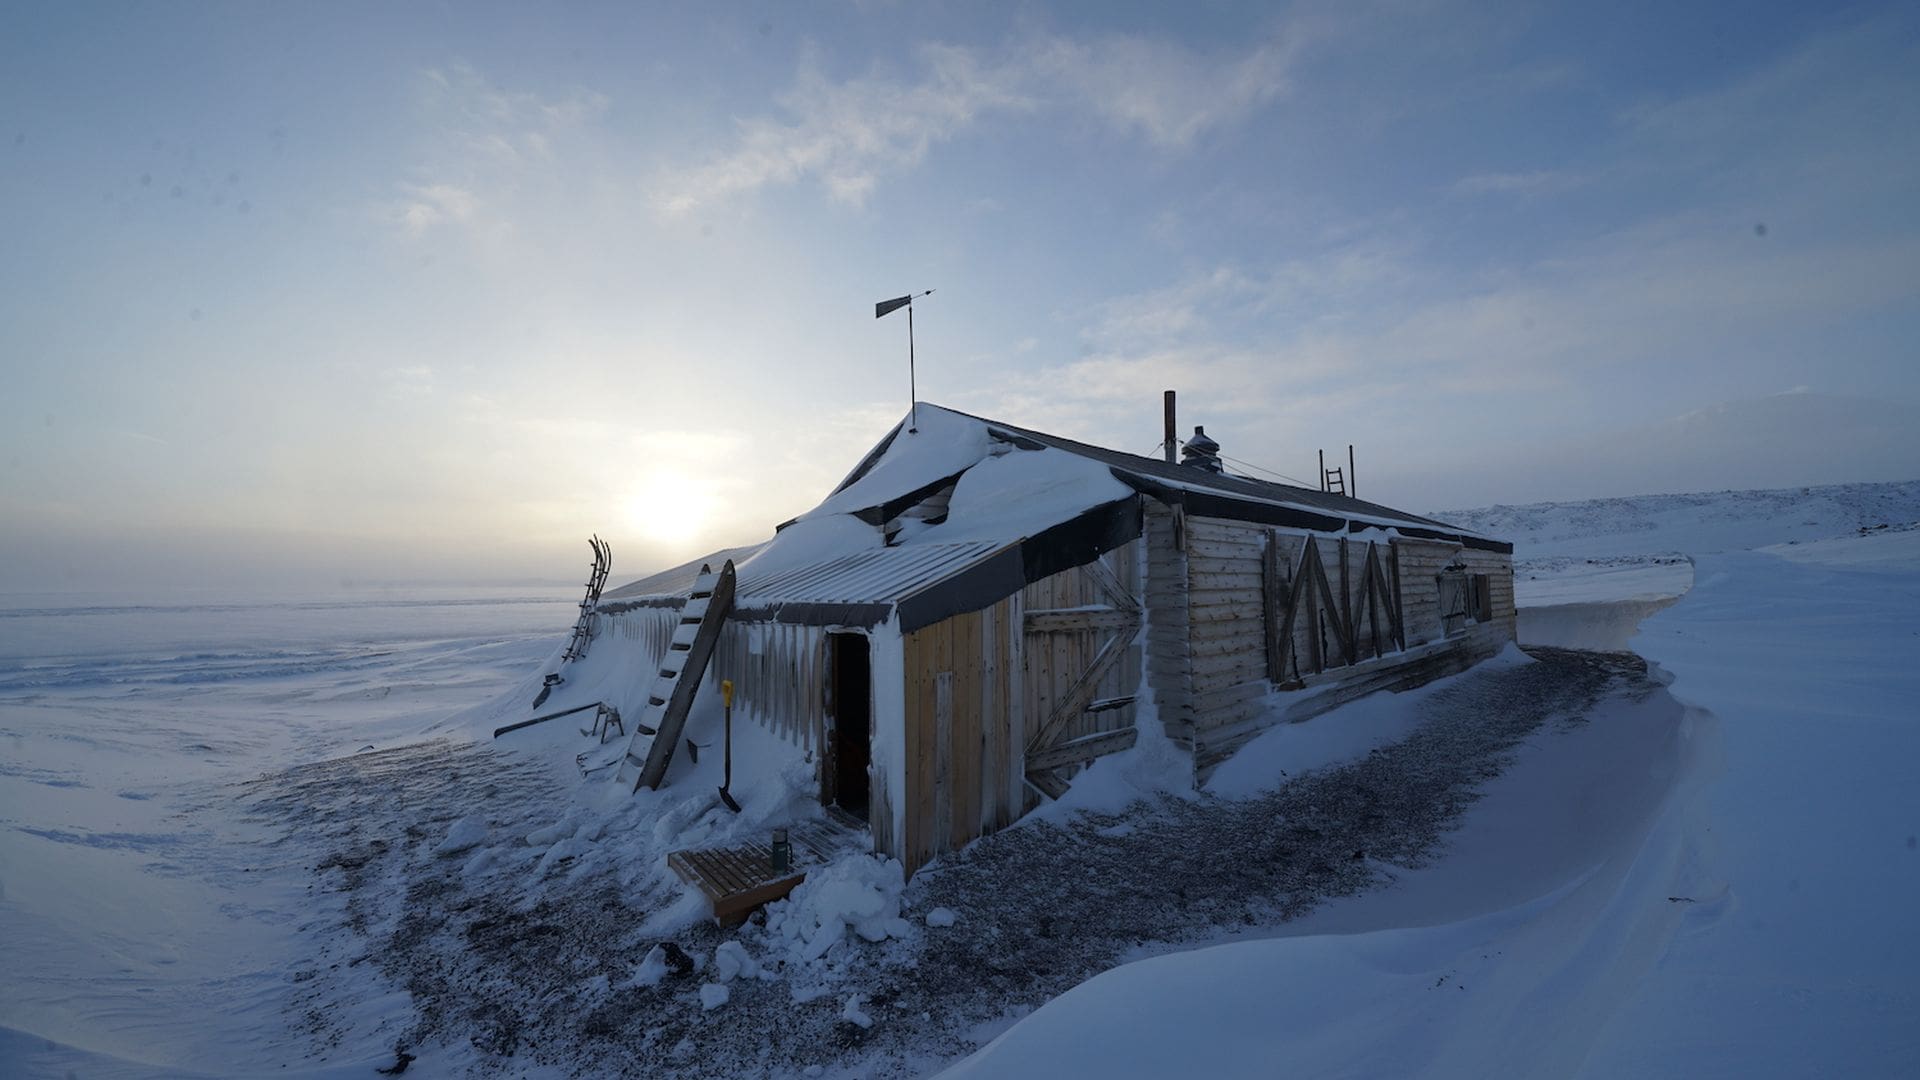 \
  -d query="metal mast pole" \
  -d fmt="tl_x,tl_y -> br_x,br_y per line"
875,290 -> 932,435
